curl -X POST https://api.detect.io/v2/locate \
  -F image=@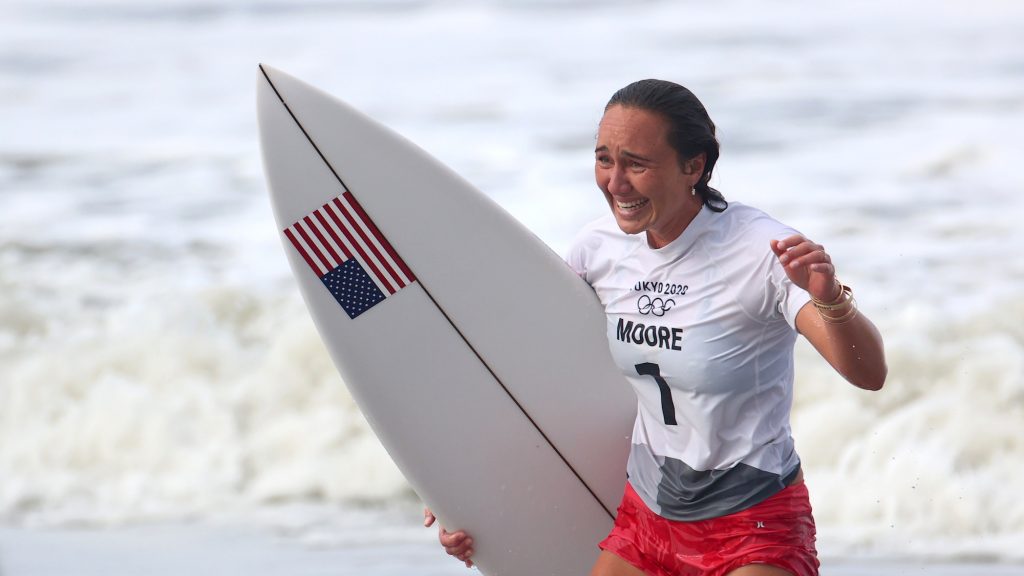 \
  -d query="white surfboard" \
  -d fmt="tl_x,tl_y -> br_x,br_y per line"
257,64 -> 635,576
